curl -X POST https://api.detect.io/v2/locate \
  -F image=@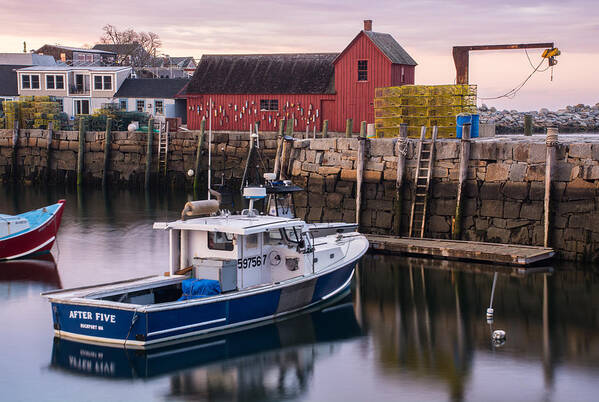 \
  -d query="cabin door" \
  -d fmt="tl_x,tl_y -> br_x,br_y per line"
240,233 -> 265,288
